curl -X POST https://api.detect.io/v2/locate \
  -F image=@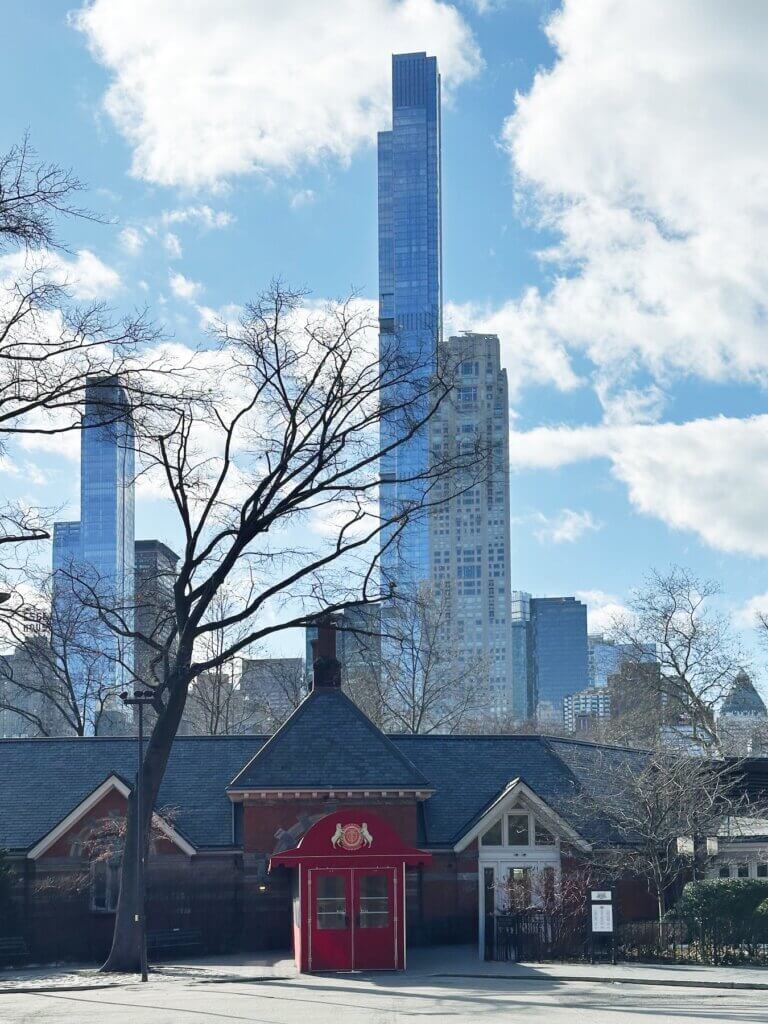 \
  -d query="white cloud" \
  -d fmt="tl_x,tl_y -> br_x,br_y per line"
290,189 -> 316,209
533,508 -> 601,544
161,205 -> 234,229
73,0 -> 481,189
509,414 -> 768,557
67,250 -> 121,300
163,232 -> 182,258
735,593 -> 768,629
576,589 -> 628,635
169,271 -> 202,301
118,226 -> 144,254
444,298 -> 580,399
498,0 -> 768,387
0,248 -> 120,302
